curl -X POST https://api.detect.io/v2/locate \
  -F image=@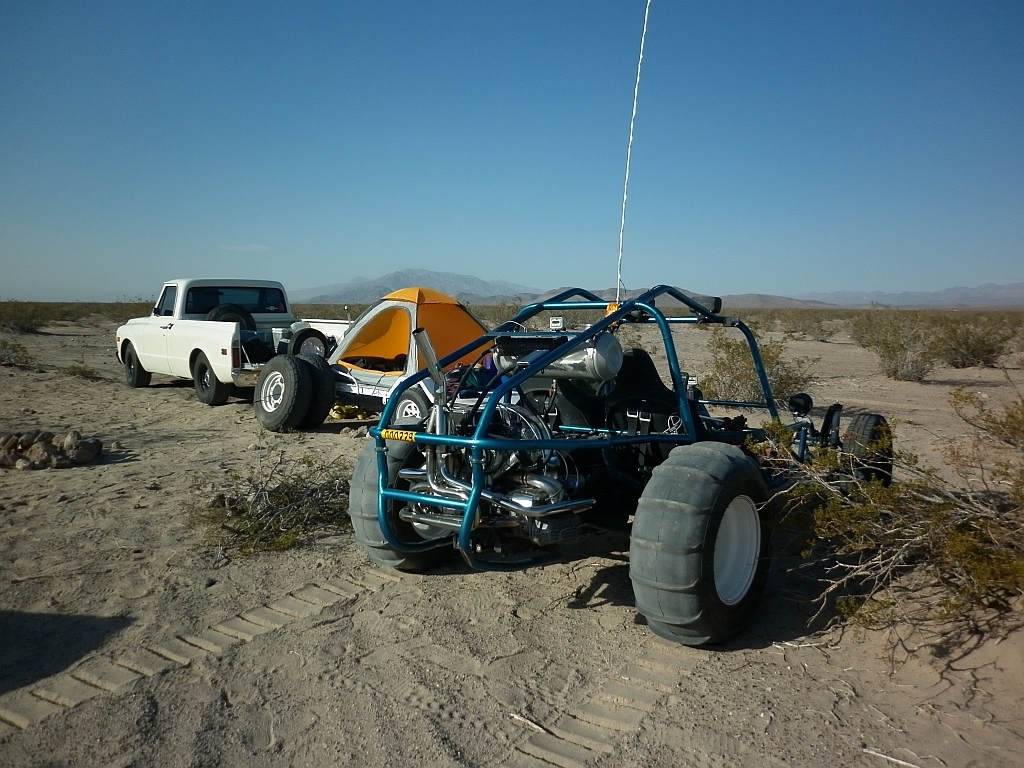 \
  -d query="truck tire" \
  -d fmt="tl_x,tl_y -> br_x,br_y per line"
206,304 -> 257,332
296,353 -> 335,430
348,428 -> 455,572
123,342 -> 151,388
843,413 -> 893,486
287,328 -> 329,358
390,387 -> 431,422
254,355 -> 312,431
630,442 -> 771,646
193,352 -> 232,405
